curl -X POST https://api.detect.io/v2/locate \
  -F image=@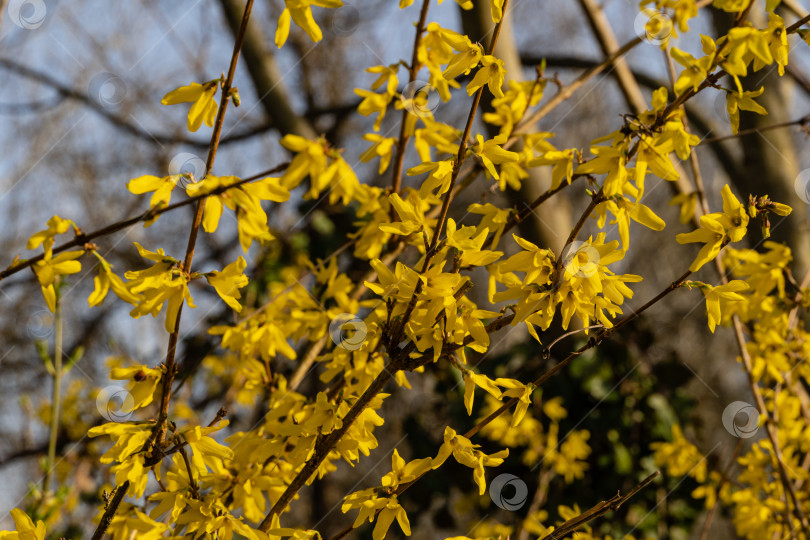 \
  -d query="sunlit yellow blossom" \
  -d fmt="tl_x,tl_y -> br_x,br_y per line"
676,214 -> 726,272
88,252 -> 140,307
180,420 -> 234,477
671,42 -> 715,95
126,174 -> 181,226
109,364 -> 163,412
762,13 -> 788,75
354,88 -> 392,131
575,143 -> 628,197
408,159 -> 454,198
717,183 -> 749,241
341,489 -> 411,540
691,280 -> 749,332
186,175 -> 289,251
275,0 -> 343,48
0,509 -> 47,540
489,0 -> 505,22
467,55 -> 506,98
33,250 -> 83,312
442,39 -> 483,80
380,191 -> 433,237
161,81 -> 219,132
677,186 -> 747,272
359,133 -> 398,174
125,243 -> 195,333
27,215 -> 76,256
205,257 -> 249,312
471,134 -> 519,180
468,203 -> 511,248
433,426 -> 508,495
726,87 -> 767,135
